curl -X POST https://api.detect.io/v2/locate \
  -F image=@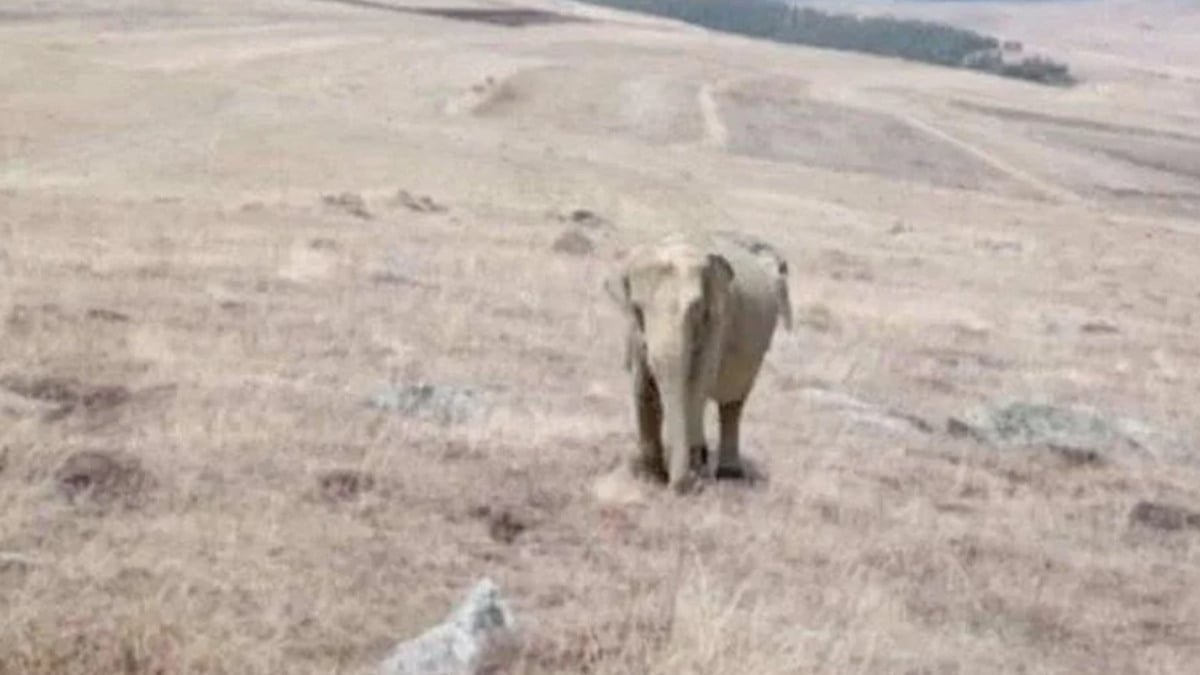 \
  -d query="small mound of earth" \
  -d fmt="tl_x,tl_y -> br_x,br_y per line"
321,192 -> 372,220
551,229 -> 595,256
54,450 -> 152,509
316,468 -> 376,503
